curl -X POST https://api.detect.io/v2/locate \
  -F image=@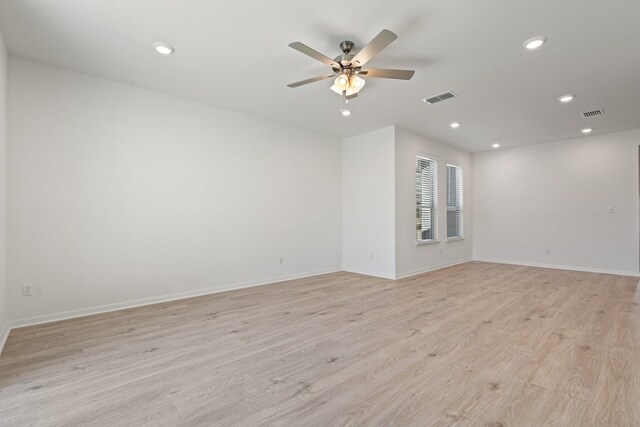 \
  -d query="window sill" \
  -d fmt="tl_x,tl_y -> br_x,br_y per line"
416,240 -> 440,246
446,236 -> 464,242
